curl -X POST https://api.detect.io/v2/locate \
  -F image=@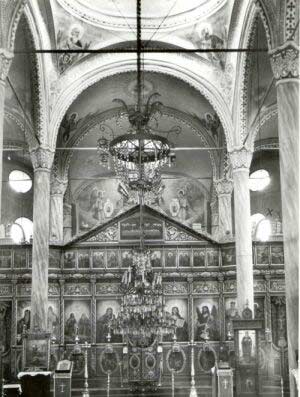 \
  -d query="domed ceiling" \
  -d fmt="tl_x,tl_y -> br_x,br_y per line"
57,0 -> 227,30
